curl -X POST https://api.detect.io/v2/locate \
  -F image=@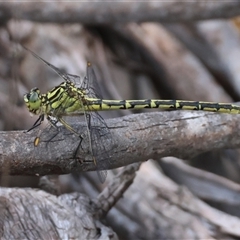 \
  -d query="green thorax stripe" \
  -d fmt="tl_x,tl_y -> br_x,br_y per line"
41,82 -> 85,114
